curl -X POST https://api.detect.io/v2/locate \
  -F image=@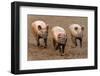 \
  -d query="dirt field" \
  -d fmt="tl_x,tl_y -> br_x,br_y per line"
27,15 -> 88,61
